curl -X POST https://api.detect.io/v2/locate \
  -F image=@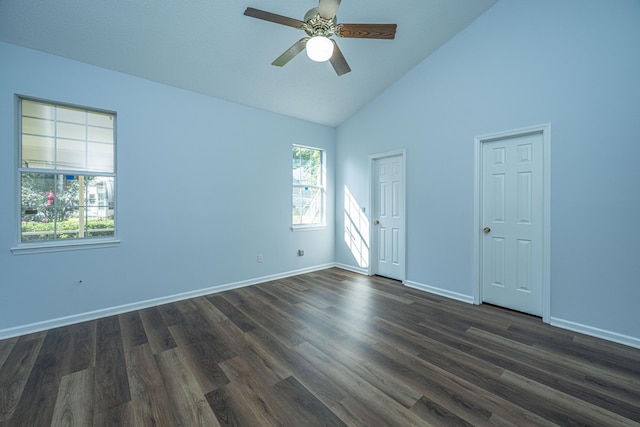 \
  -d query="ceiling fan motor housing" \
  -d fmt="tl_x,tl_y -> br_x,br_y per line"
303,8 -> 338,37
